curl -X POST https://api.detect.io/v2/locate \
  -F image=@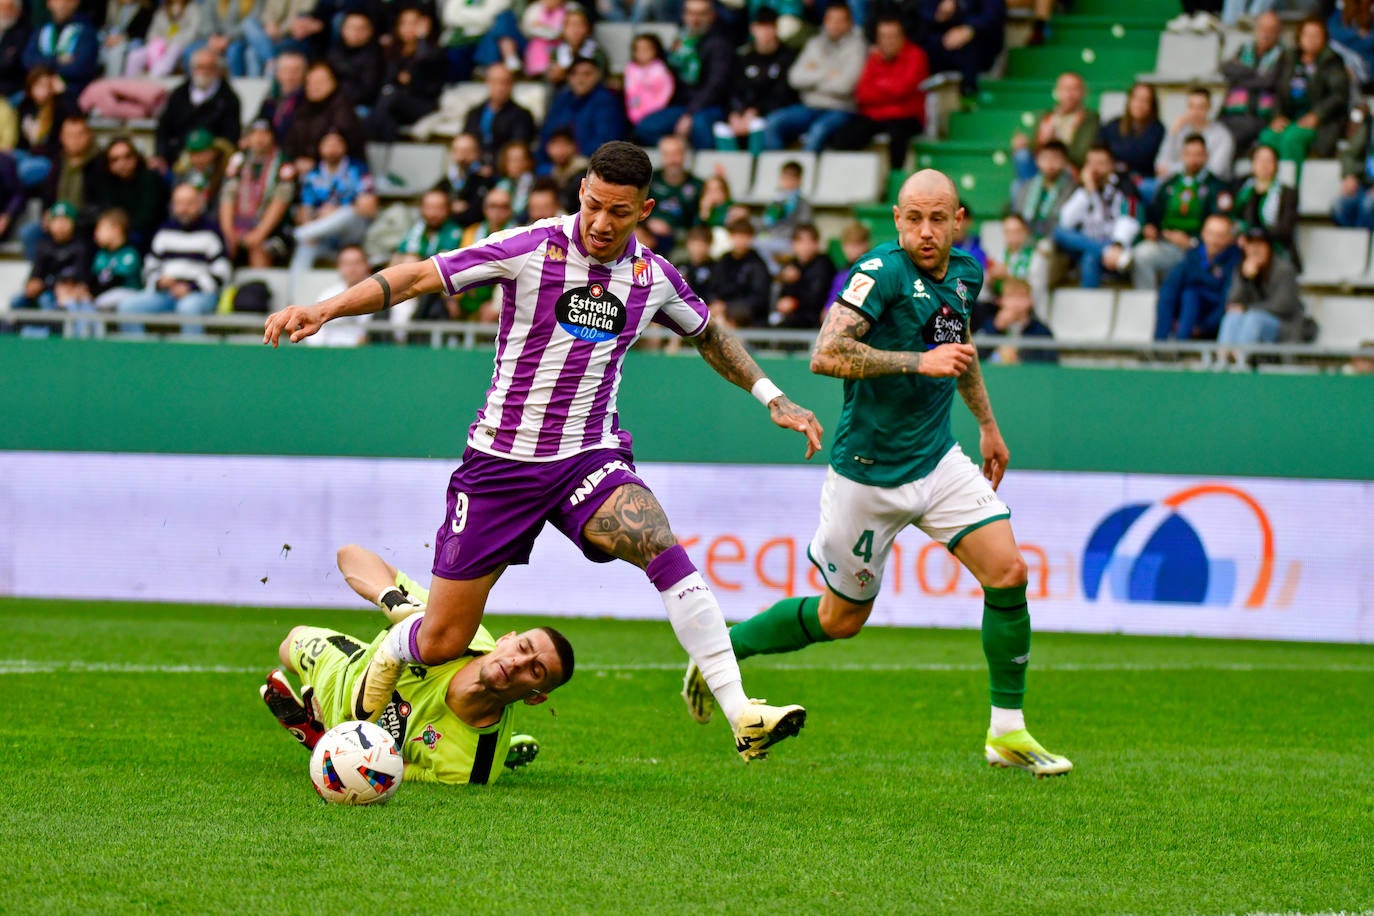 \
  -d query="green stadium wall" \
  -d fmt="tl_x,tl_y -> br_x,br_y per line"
3,338 -> 1370,480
